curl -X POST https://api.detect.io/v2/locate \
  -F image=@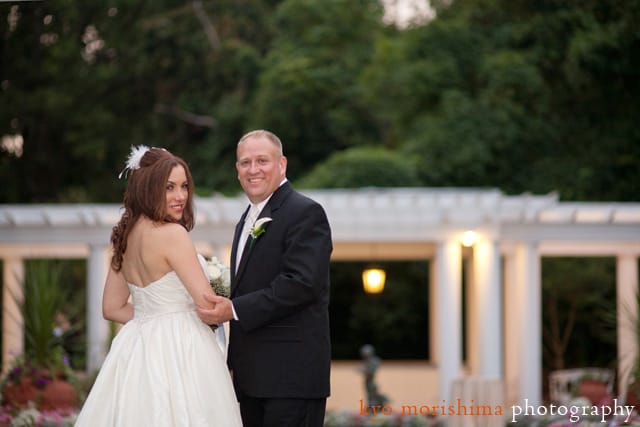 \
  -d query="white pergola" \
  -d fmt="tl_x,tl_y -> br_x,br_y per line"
1,188 -> 639,407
